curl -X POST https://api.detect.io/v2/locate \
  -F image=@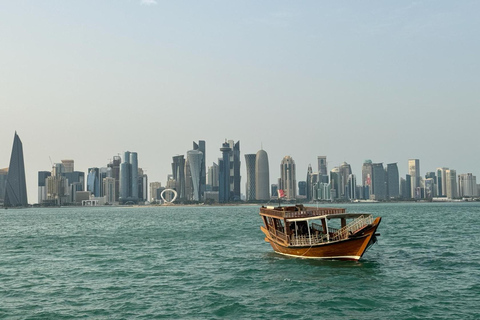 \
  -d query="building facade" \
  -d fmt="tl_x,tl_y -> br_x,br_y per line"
255,149 -> 270,201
